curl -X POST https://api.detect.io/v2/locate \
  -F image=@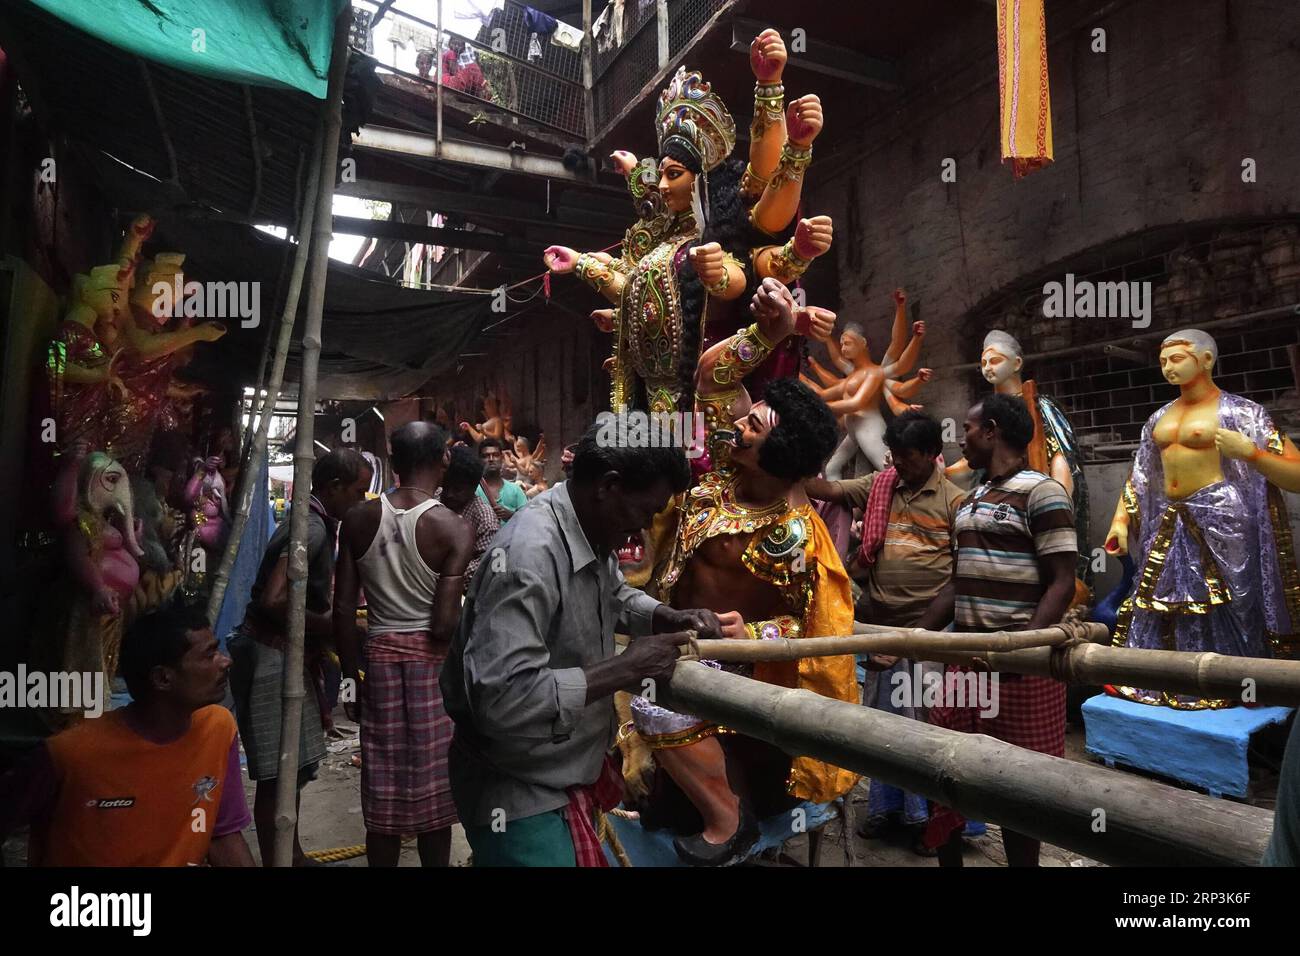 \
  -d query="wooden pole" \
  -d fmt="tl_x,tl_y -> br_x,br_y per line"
923,641 -> 1300,709
272,11 -> 349,868
581,0 -> 595,141
689,621 -> 1105,663
205,133 -> 324,626
658,662 -> 1274,866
